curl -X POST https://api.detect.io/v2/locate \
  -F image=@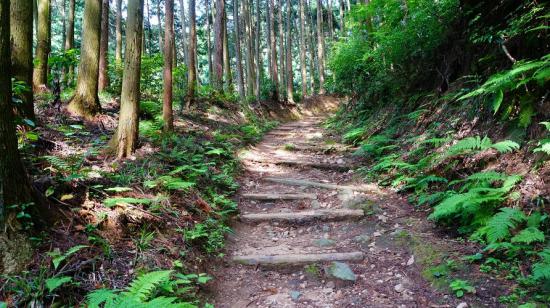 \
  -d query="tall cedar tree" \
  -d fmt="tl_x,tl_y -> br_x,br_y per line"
243,0 -> 254,96
0,0 -> 34,274
10,0 -> 35,121
233,0 -> 245,101
33,0 -> 50,91
115,0 -> 123,64
317,0 -> 325,94
213,0 -> 225,91
187,0 -> 197,108
277,0 -> 285,98
254,0 -> 261,100
68,0 -> 102,119
285,0 -> 294,102
223,9 -> 232,91
268,0 -> 279,100
178,0 -> 188,67
299,0 -> 308,97
163,0 -> 174,131
65,0 -> 75,84
111,0 -> 144,158
98,0 -> 110,91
